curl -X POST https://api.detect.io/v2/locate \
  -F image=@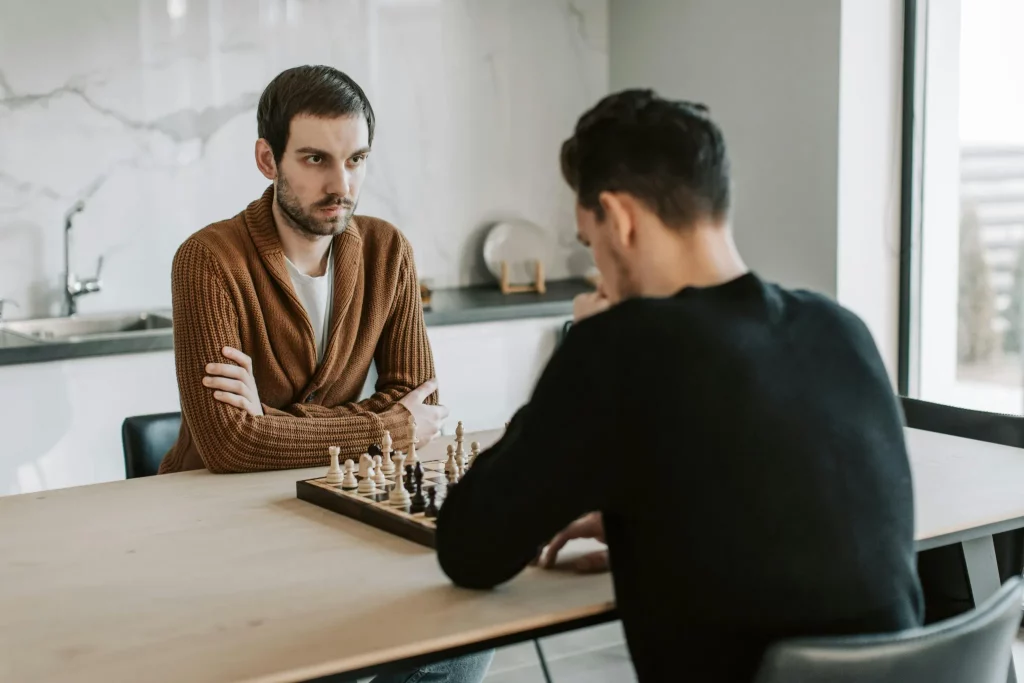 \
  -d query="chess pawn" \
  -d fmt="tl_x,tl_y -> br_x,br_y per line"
357,454 -> 377,494
341,459 -> 358,490
373,455 -> 387,486
468,441 -> 481,469
381,431 -> 396,476
445,444 -> 459,477
325,446 -> 343,485
389,453 -> 411,507
424,487 -> 439,518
